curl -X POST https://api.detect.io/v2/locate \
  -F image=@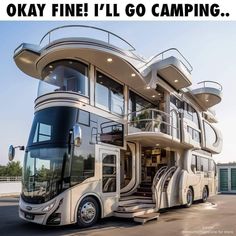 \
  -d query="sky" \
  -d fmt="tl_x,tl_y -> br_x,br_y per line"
0,21 -> 235,165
